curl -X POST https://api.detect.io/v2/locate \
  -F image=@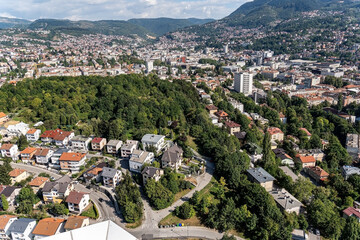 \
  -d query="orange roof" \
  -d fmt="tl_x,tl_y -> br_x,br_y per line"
26,129 -> 38,135
20,147 -> 37,155
215,110 -> 228,117
59,152 -> 86,162
299,128 -> 312,136
8,168 -> 26,177
297,155 -> 316,163
32,218 -> 64,236
29,177 -> 49,187
0,215 -> 16,230
35,148 -> 50,157
0,112 -> 7,119
224,121 -> 240,128
64,216 -> 88,230
0,144 -> 14,150
267,127 -> 283,135
87,167 -> 103,175
306,166 -> 329,178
